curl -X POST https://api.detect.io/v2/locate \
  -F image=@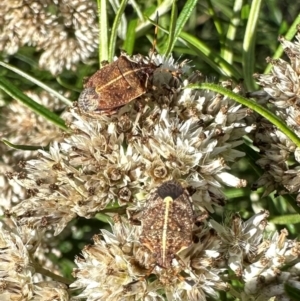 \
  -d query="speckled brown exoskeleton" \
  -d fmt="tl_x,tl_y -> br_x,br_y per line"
132,180 -> 195,269
78,54 -> 158,114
